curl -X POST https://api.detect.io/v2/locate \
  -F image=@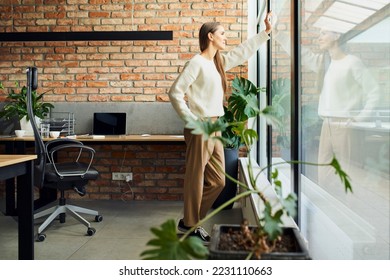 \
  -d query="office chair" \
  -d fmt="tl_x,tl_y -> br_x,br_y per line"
26,67 -> 103,242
